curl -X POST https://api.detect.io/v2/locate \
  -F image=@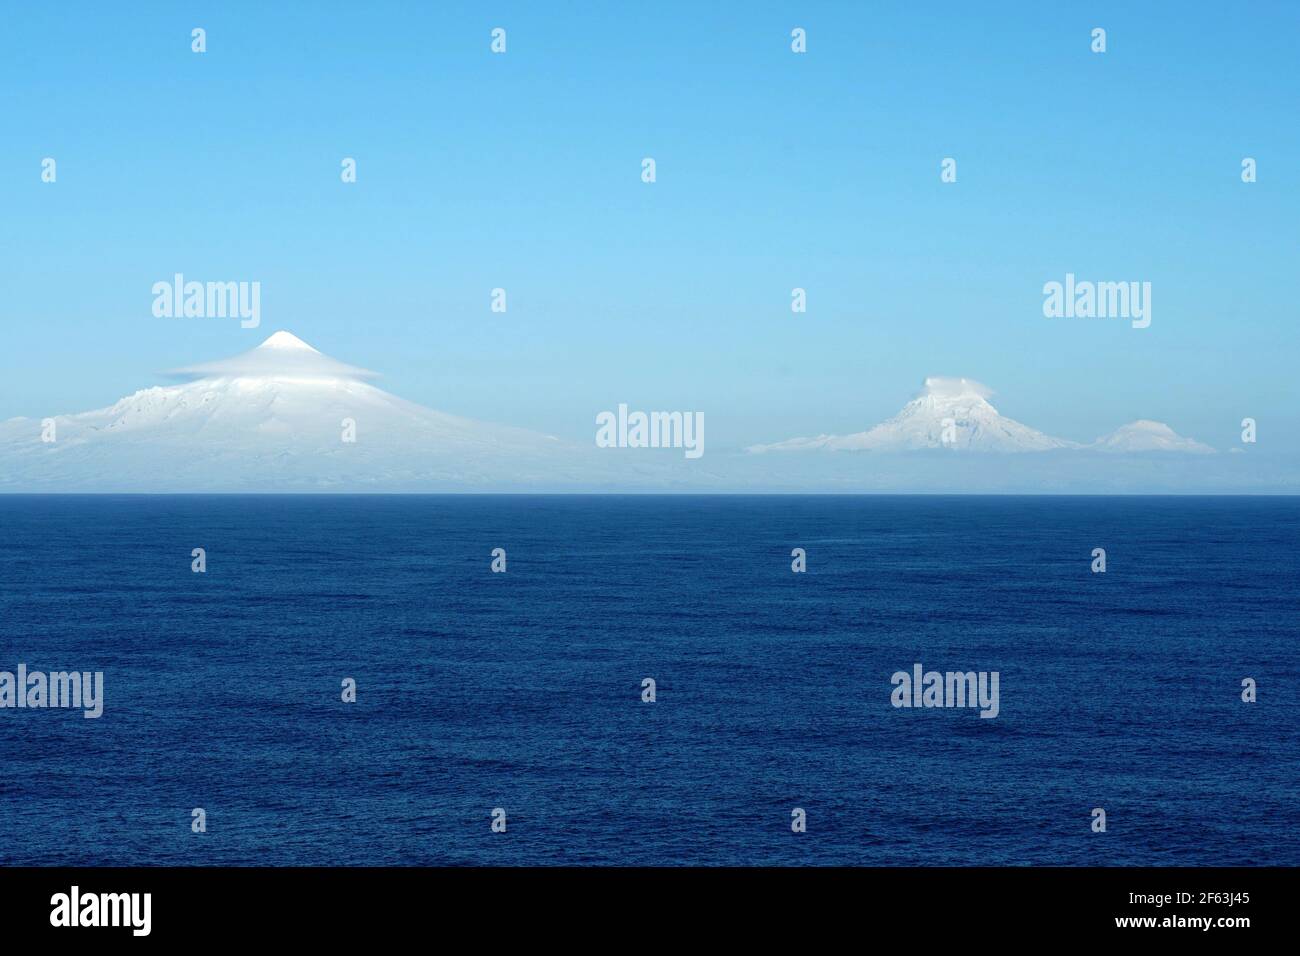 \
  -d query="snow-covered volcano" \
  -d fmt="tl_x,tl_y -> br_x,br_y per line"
0,332 -> 598,491
749,377 -> 1076,453
1088,420 -> 1213,453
